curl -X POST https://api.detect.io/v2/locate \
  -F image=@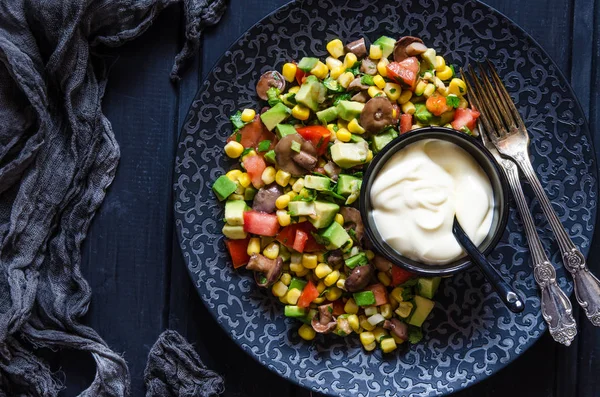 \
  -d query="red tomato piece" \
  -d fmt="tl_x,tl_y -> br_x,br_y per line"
298,280 -> 319,308
386,57 -> 420,89
391,266 -> 415,286
331,300 -> 345,316
293,229 -> 308,253
276,222 -> 324,253
365,284 -> 389,306
451,108 -> 481,132
400,114 -> 412,134
426,94 -> 451,116
227,117 -> 276,150
295,66 -> 307,85
243,155 -> 266,189
225,238 -> 250,268
243,211 -> 280,236
296,126 -> 331,156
